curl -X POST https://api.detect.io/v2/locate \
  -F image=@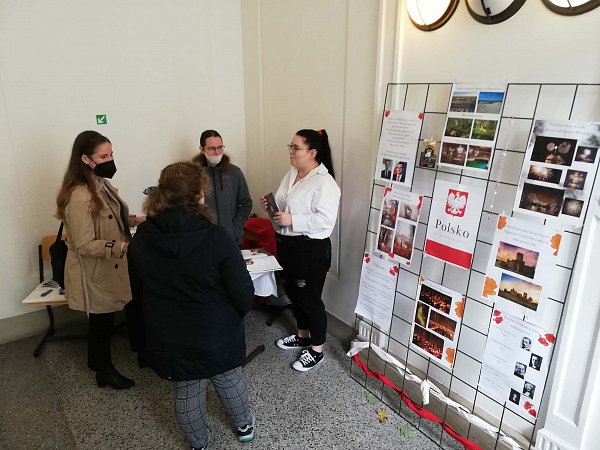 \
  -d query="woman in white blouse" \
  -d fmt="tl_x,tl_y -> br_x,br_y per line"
261,129 -> 340,372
